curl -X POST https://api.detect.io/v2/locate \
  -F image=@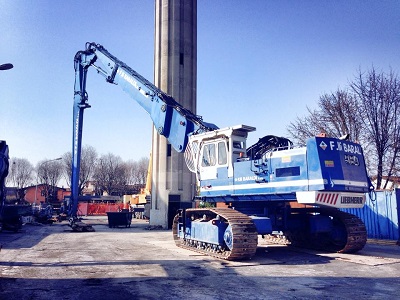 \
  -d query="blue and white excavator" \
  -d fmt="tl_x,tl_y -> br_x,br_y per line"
71,43 -> 372,259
